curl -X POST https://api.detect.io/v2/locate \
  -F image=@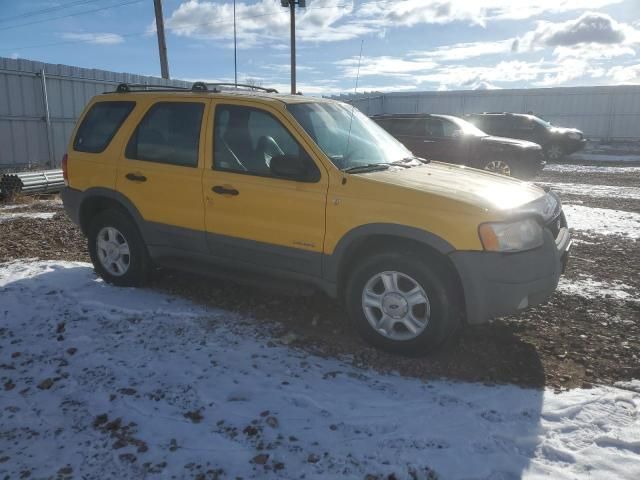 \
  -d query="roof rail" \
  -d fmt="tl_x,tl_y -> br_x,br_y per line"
114,83 -> 191,93
194,82 -> 279,94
